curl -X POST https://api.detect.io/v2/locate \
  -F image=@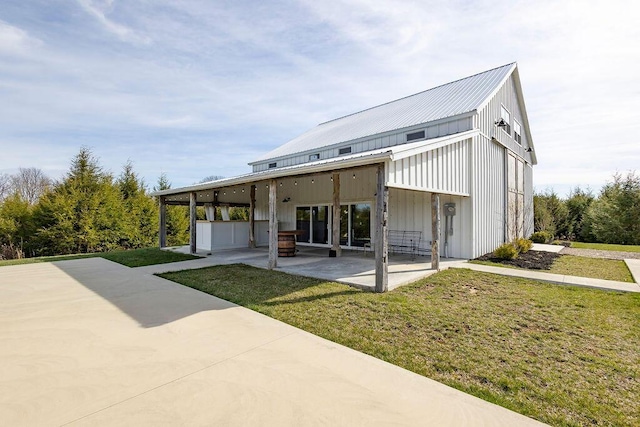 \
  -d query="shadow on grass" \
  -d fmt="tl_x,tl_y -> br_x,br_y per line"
158,263 -> 360,307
